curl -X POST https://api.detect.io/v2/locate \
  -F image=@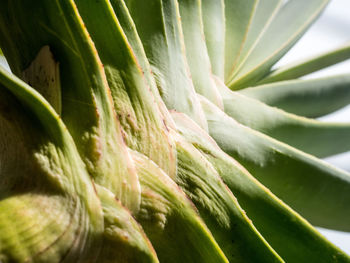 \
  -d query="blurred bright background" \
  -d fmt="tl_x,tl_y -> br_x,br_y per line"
278,0 -> 350,254
0,0 -> 349,256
